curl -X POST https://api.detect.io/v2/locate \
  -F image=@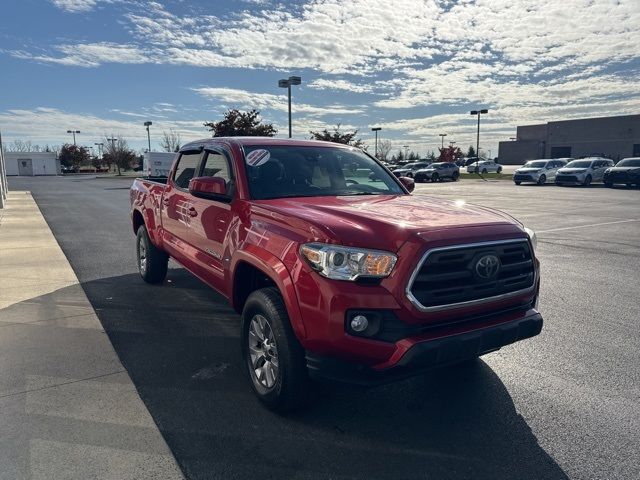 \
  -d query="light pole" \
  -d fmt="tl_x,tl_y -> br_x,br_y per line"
278,76 -> 302,138
66,130 -> 80,145
470,109 -> 488,162
94,142 -> 104,157
438,133 -> 447,149
144,121 -> 152,152
371,127 -> 381,158
403,145 -> 409,160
